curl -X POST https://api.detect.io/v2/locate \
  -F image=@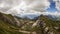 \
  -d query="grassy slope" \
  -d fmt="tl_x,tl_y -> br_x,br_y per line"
0,13 -> 25,34
0,13 -> 60,34
32,15 -> 60,34
25,15 -> 60,34
0,20 -> 25,34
